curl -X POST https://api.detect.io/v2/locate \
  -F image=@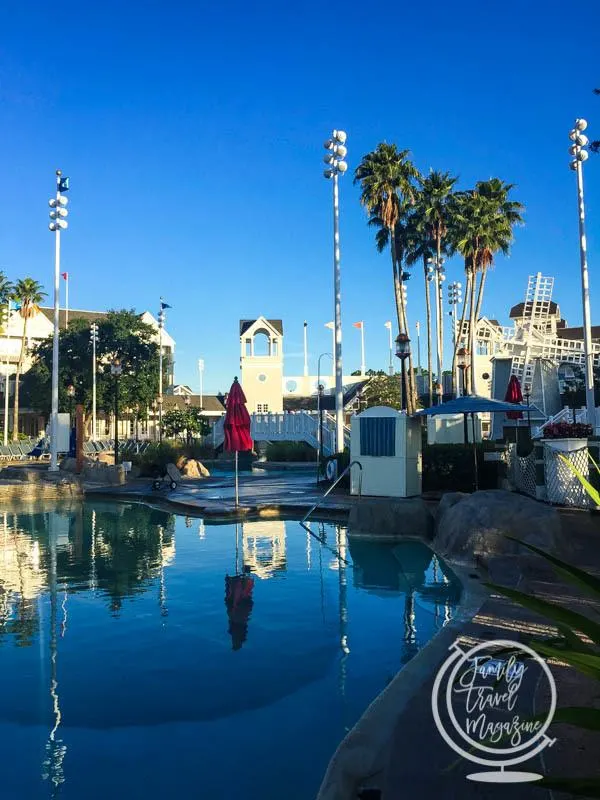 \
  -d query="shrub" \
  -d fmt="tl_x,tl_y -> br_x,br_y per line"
422,443 -> 500,492
542,422 -> 593,439
131,440 -> 215,476
265,441 -> 316,462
